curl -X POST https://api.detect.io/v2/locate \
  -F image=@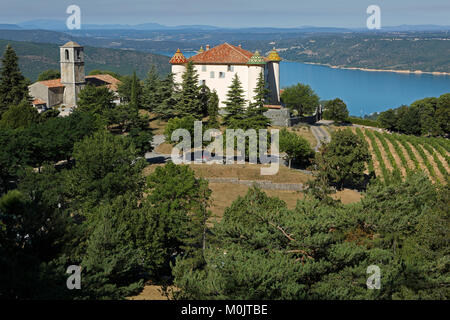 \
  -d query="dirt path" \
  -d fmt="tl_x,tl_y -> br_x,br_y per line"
395,140 -> 416,172
373,134 -> 394,172
432,146 -> 450,173
310,125 -> 331,152
384,138 -> 407,177
360,131 -> 382,178
420,144 -> 445,182
406,141 -> 434,180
